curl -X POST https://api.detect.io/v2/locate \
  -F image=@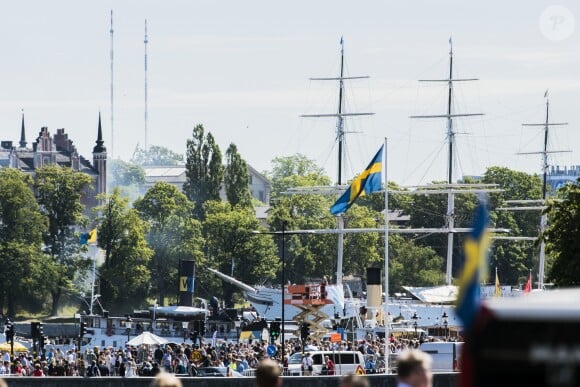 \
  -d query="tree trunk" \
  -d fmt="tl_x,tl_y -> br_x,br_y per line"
51,288 -> 61,316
